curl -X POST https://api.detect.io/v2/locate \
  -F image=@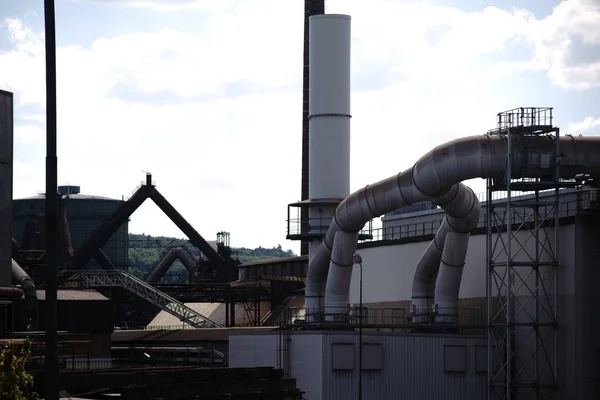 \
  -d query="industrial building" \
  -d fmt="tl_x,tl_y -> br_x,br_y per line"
1,2 -> 600,400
